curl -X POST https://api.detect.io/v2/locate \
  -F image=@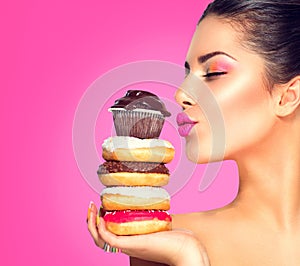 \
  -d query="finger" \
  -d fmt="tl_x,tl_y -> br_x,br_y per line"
87,202 -> 104,247
86,201 -> 93,222
97,217 -> 131,250
97,218 -> 161,255
89,201 -> 98,217
98,220 -> 177,261
97,217 -> 119,246
87,202 -> 97,236
96,218 -> 124,253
